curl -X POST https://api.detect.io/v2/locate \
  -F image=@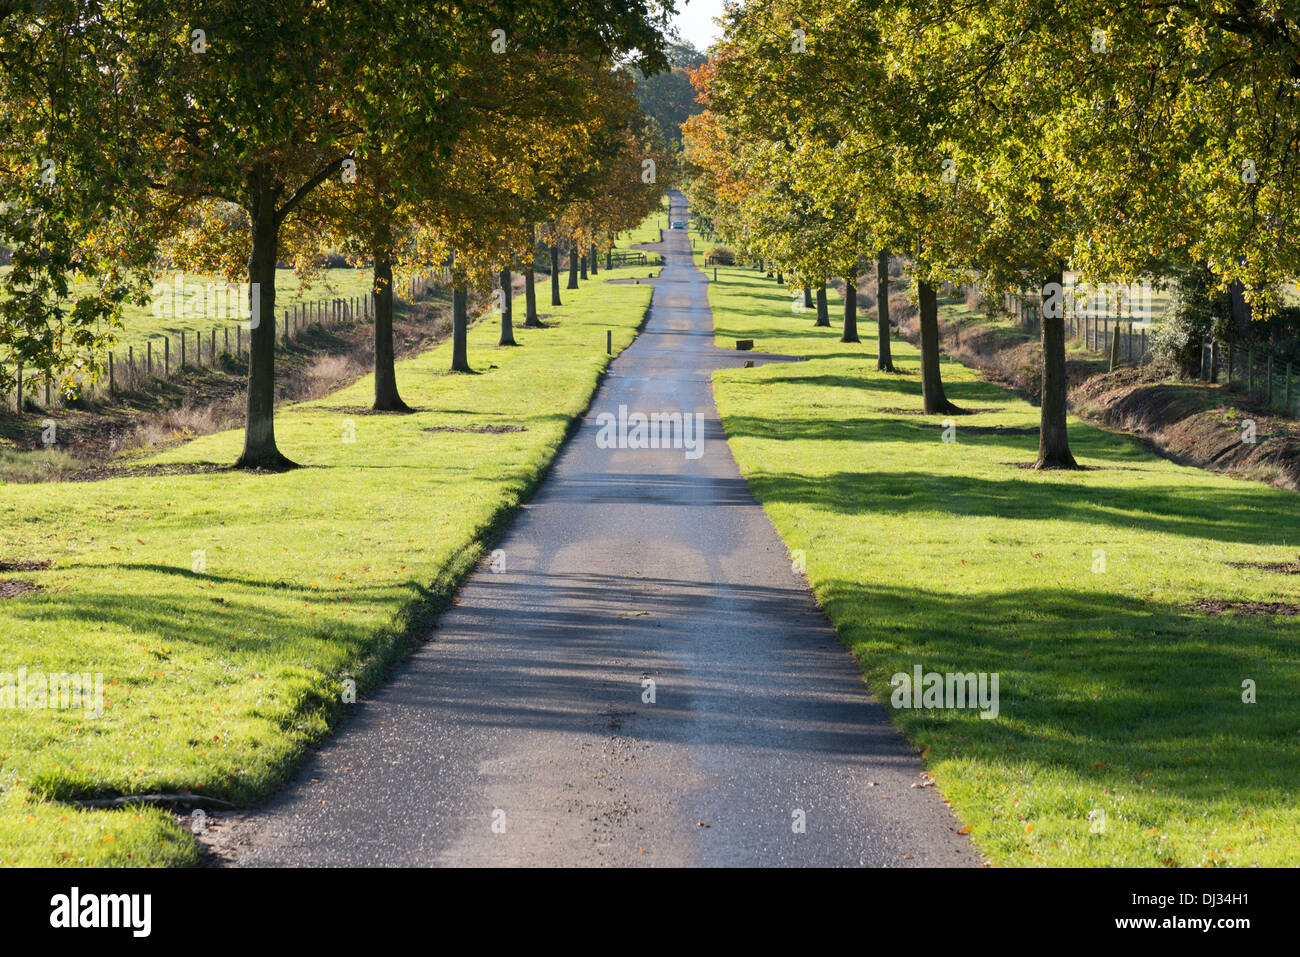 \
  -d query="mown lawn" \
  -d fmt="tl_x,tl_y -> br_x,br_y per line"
708,264 -> 1300,867
0,271 -> 651,865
